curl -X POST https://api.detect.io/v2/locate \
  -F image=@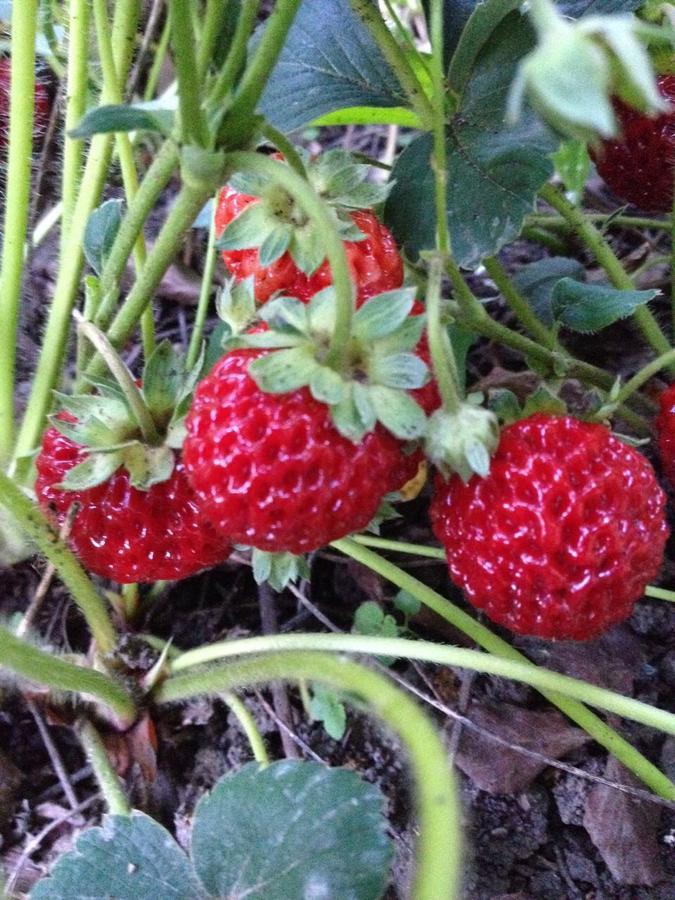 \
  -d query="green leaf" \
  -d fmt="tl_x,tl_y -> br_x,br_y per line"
258,0 -> 408,133
142,342 -> 182,424
386,11 -> 557,268
309,684 -> 347,741
369,386 -> 427,441
421,0 -> 479,68
353,288 -> 416,341
512,257 -> 586,327
58,450 -> 123,491
352,601 -> 399,666
191,760 -> 392,899
393,589 -> 421,618
551,278 -> 659,333
447,0 -> 522,97
561,1 -> 642,12
489,388 -> 522,424
83,199 -> 124,276
447,325 -> 475,394
216,202 -> 276,251
30,812 -> 206,900
248,348 -> 319,394
369,353 -> 428,390
552,140 -> 591,202
71,100 -> 175,138
312,106 -> 421,128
